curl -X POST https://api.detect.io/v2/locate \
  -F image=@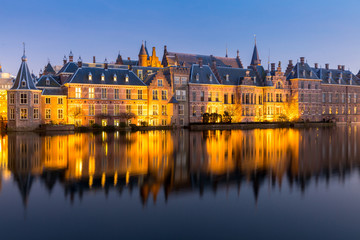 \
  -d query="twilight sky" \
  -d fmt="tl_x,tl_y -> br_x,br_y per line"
1,0 -> 360,76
